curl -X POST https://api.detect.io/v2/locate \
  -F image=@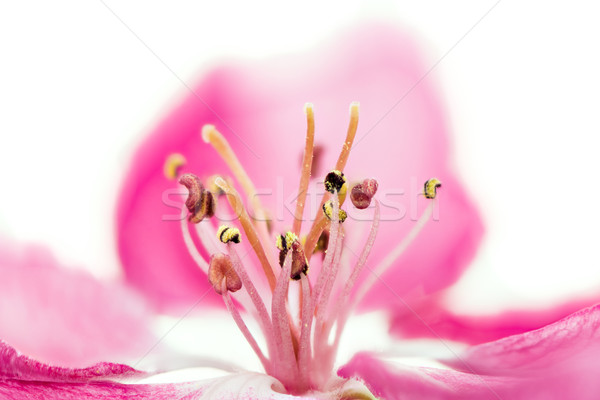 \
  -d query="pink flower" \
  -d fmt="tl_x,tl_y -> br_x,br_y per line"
2,24 -> 600,399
